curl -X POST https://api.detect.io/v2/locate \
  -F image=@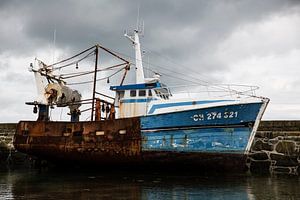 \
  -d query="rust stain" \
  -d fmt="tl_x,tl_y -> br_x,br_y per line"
14,118 -> 142,164
14,118 -> 247,170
